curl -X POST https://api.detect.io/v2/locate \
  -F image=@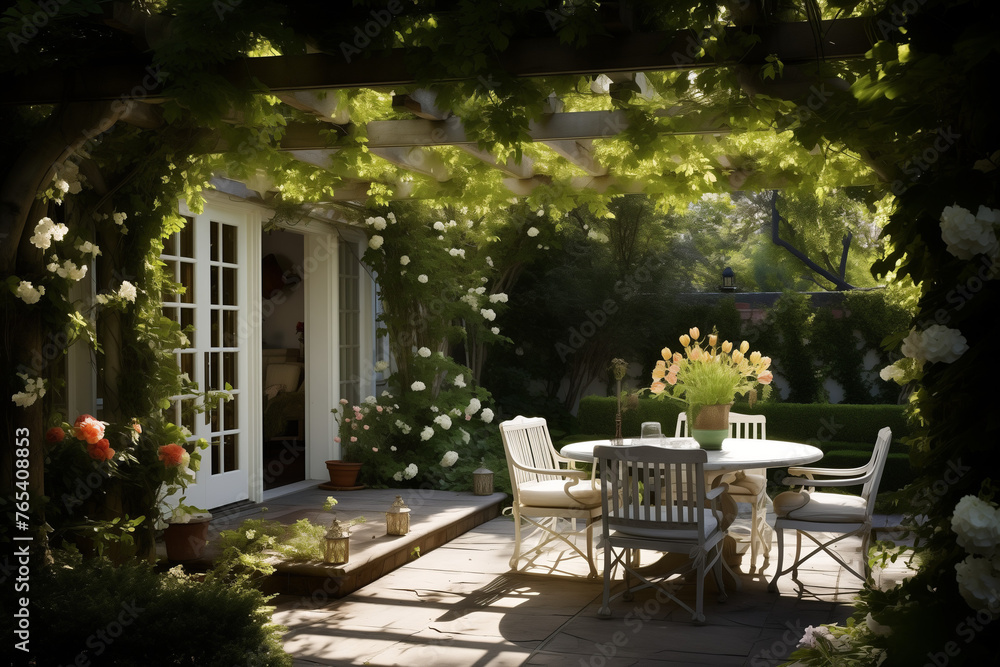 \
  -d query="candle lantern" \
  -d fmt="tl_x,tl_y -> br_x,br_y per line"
323,518 -> 350,564
473,466 -> 494,496
385,495 -> 411,536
